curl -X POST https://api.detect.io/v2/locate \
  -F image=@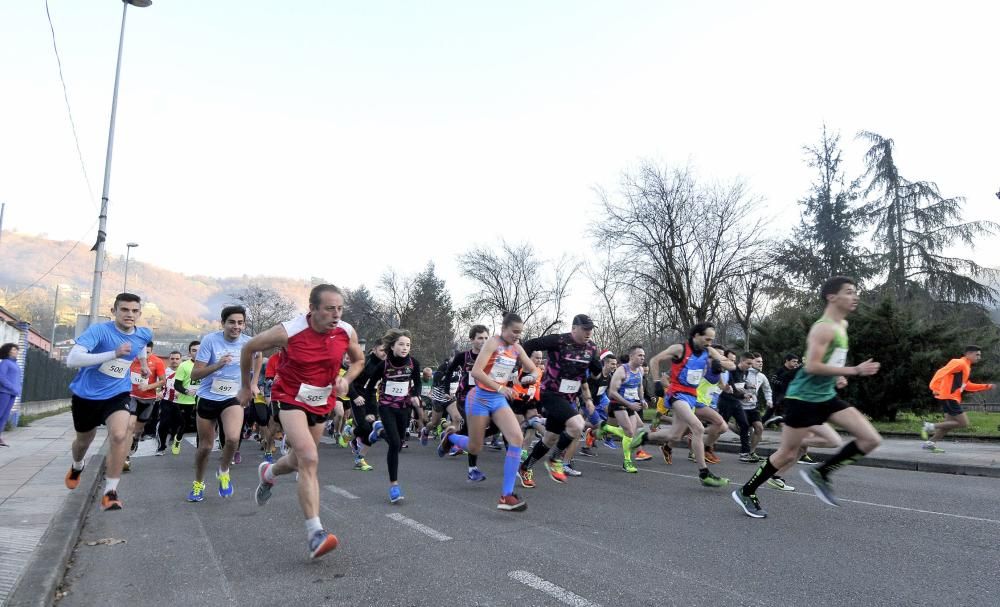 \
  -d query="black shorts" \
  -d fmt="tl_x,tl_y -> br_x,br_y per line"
541,392 -> 579,434
937,398 -> 963,416
129,397 -> 157,422
607,401 -> 640,417
71,392 -> 131,433
510,398 -> 532,417
431,398 -> 452,414
744,409 -> 762,424
277,402 -> 327,426
248,402 -> 271,426
196,397 -> 241,421
783,397 -> 850,428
